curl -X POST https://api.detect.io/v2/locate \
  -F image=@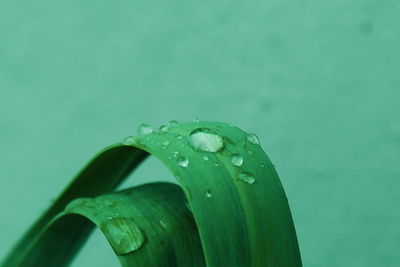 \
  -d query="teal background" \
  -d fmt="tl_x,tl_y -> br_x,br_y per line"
1,1 -> 399,266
